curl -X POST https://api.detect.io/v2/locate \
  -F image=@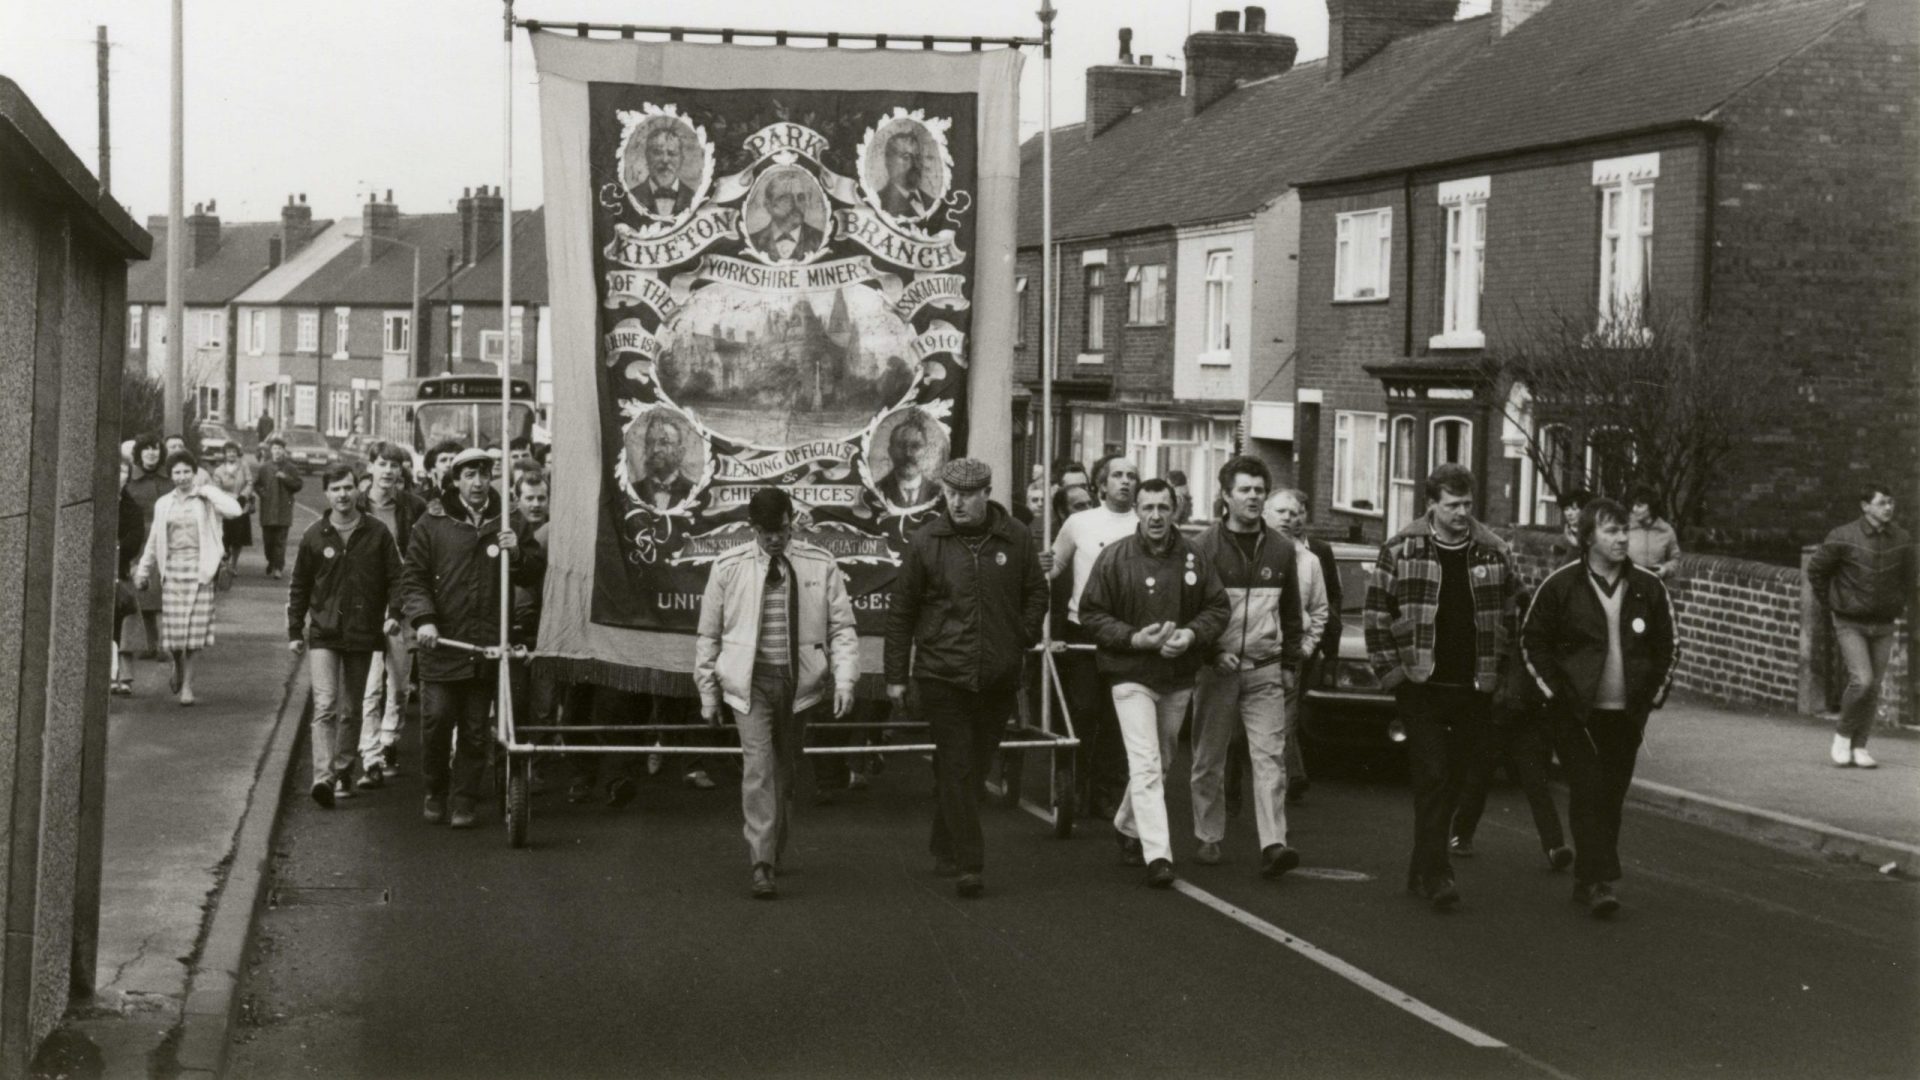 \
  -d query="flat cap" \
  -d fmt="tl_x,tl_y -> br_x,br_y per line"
939,457 -> 992,491
447,447 -> 496,475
